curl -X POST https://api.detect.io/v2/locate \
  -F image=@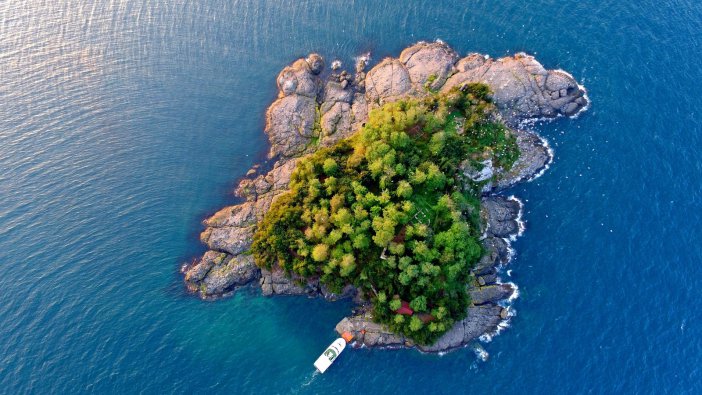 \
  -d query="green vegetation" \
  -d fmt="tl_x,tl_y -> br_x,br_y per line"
424,73 -> 438,92
252,84 -> 519,344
